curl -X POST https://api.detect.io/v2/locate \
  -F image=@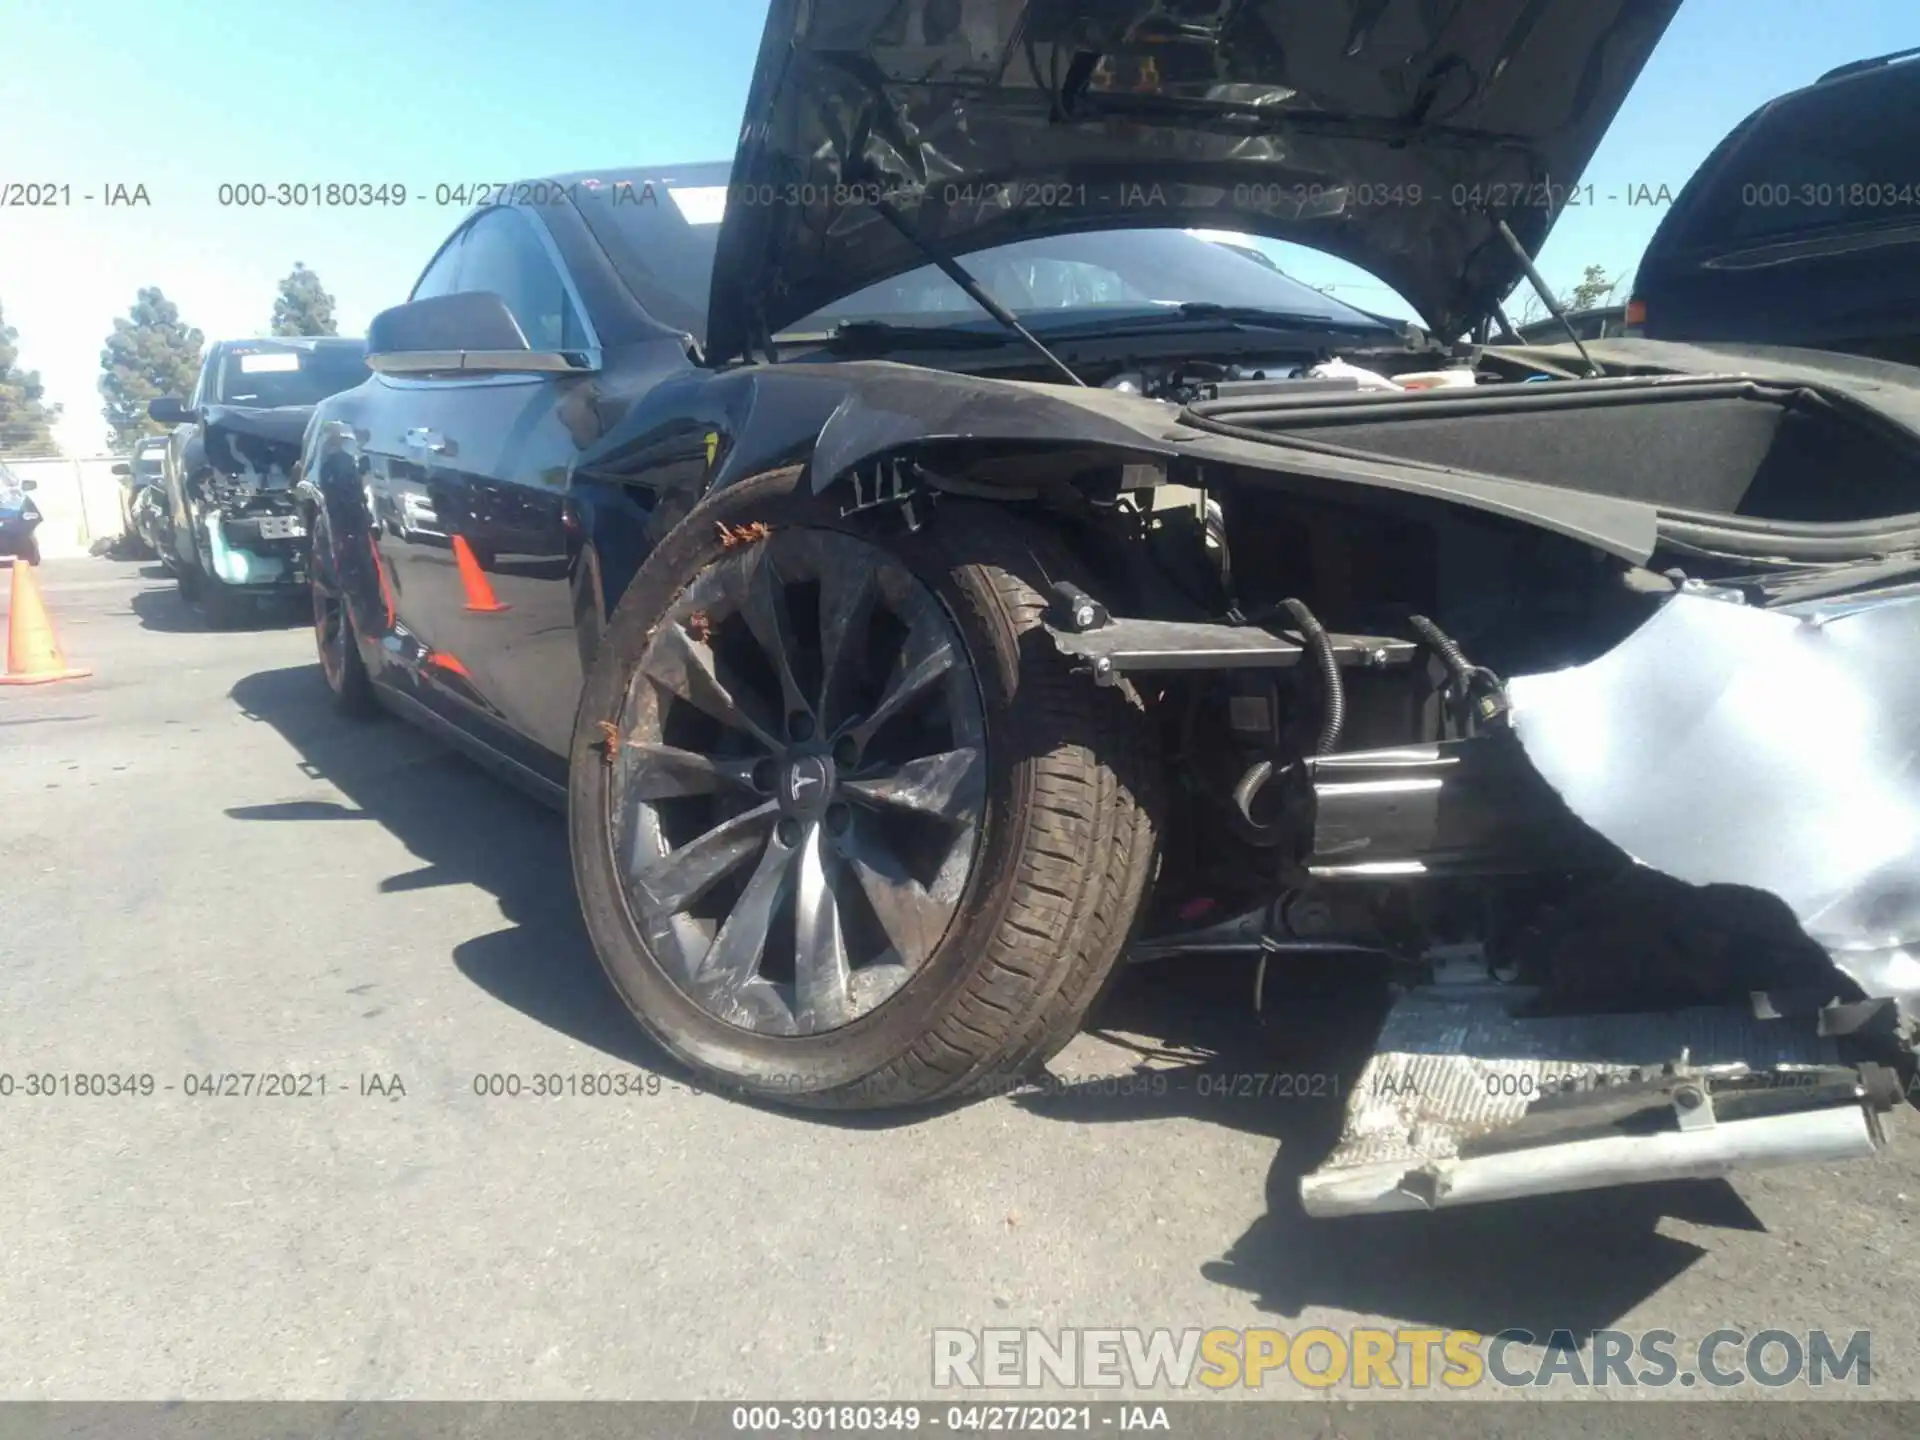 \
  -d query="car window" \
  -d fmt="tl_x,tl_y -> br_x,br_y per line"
410,230 -> 467,302
1671,65 -> 1920,250
454,207 -> 588,352
570,174 -> 729,342
212,343 -> 371,407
